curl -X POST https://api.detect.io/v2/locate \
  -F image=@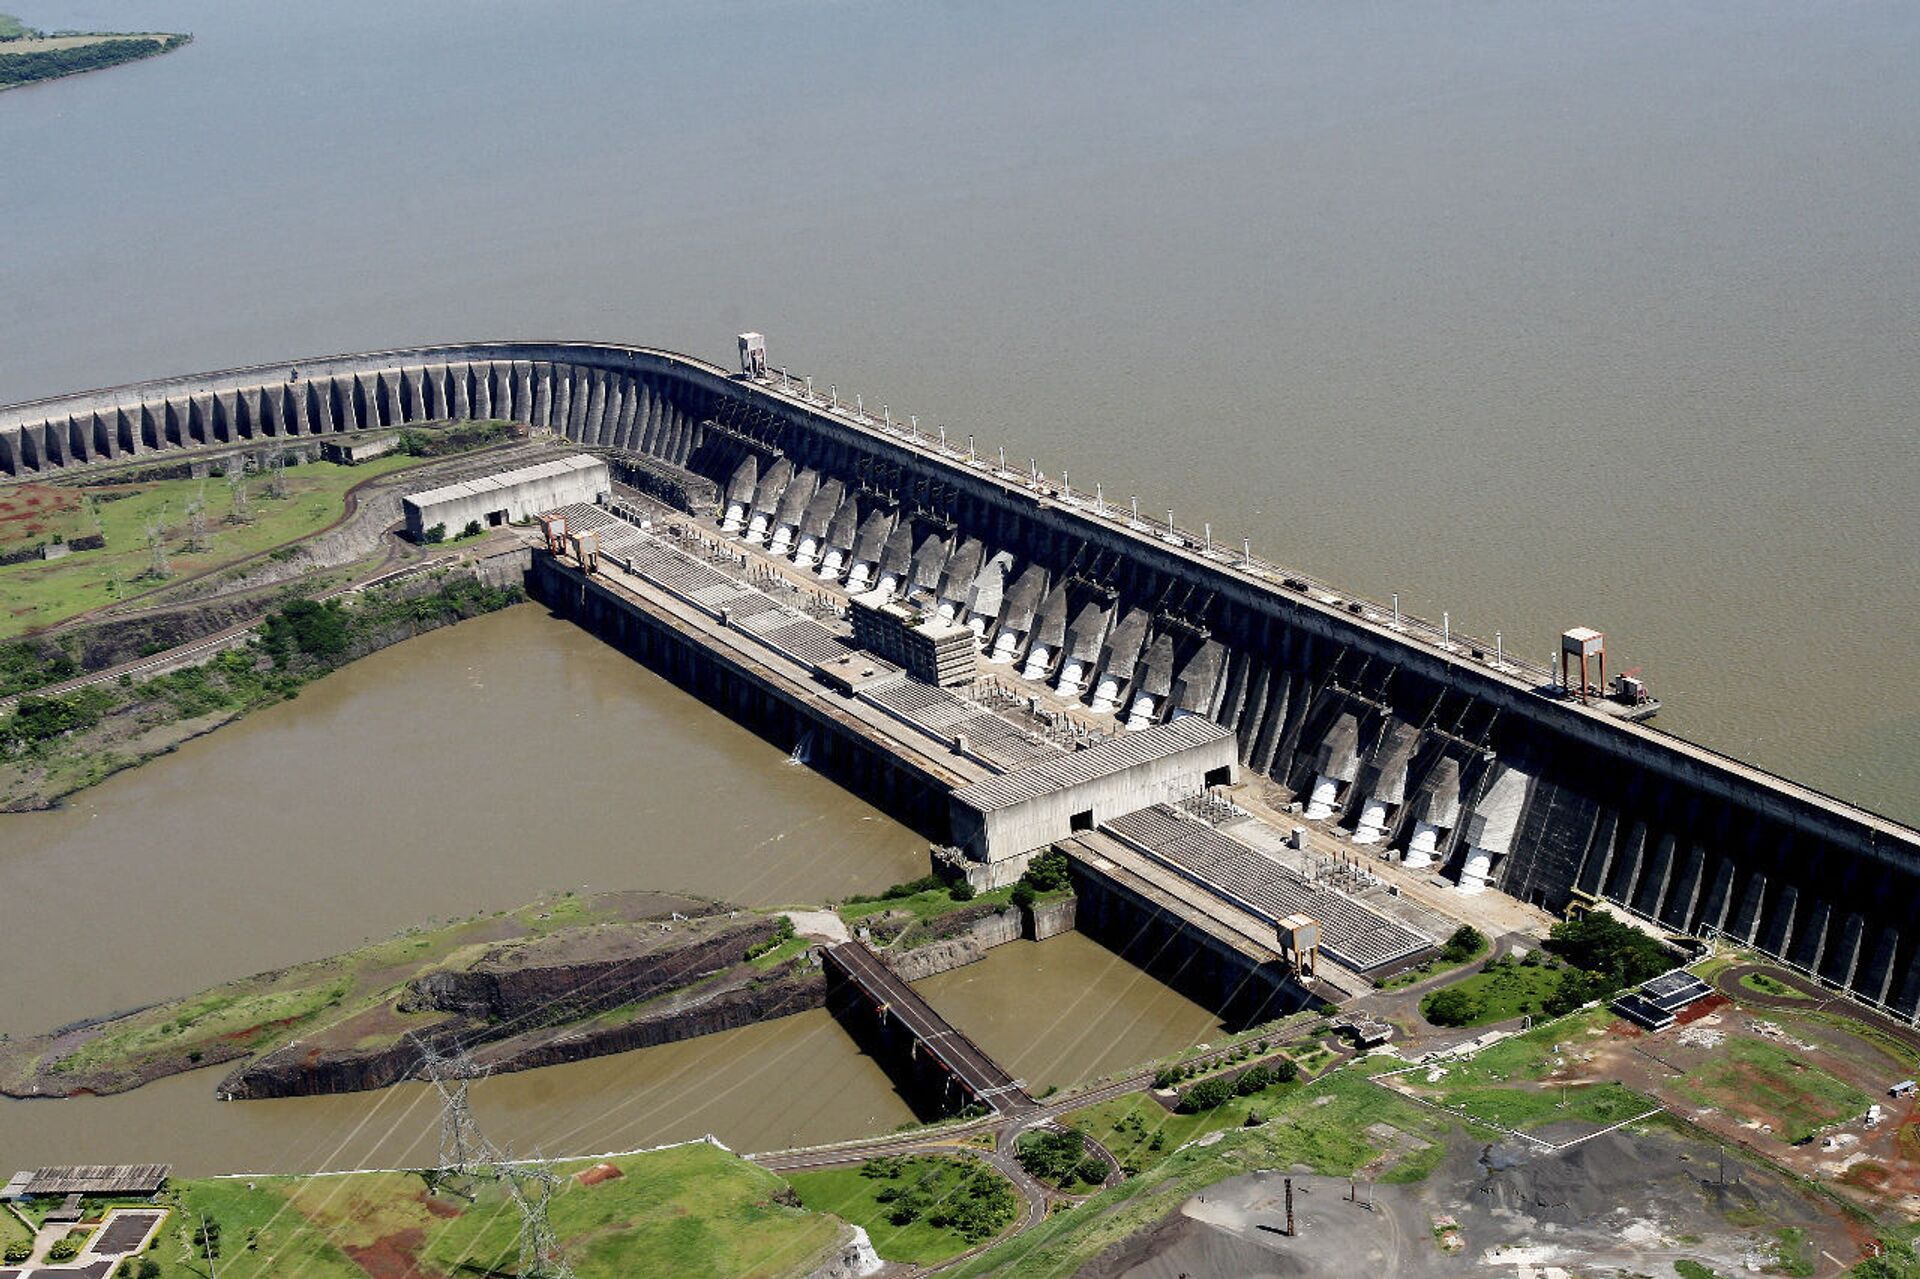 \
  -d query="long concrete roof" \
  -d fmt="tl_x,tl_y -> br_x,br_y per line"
953,715 -> 1232,814
403,453 -> 601,508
